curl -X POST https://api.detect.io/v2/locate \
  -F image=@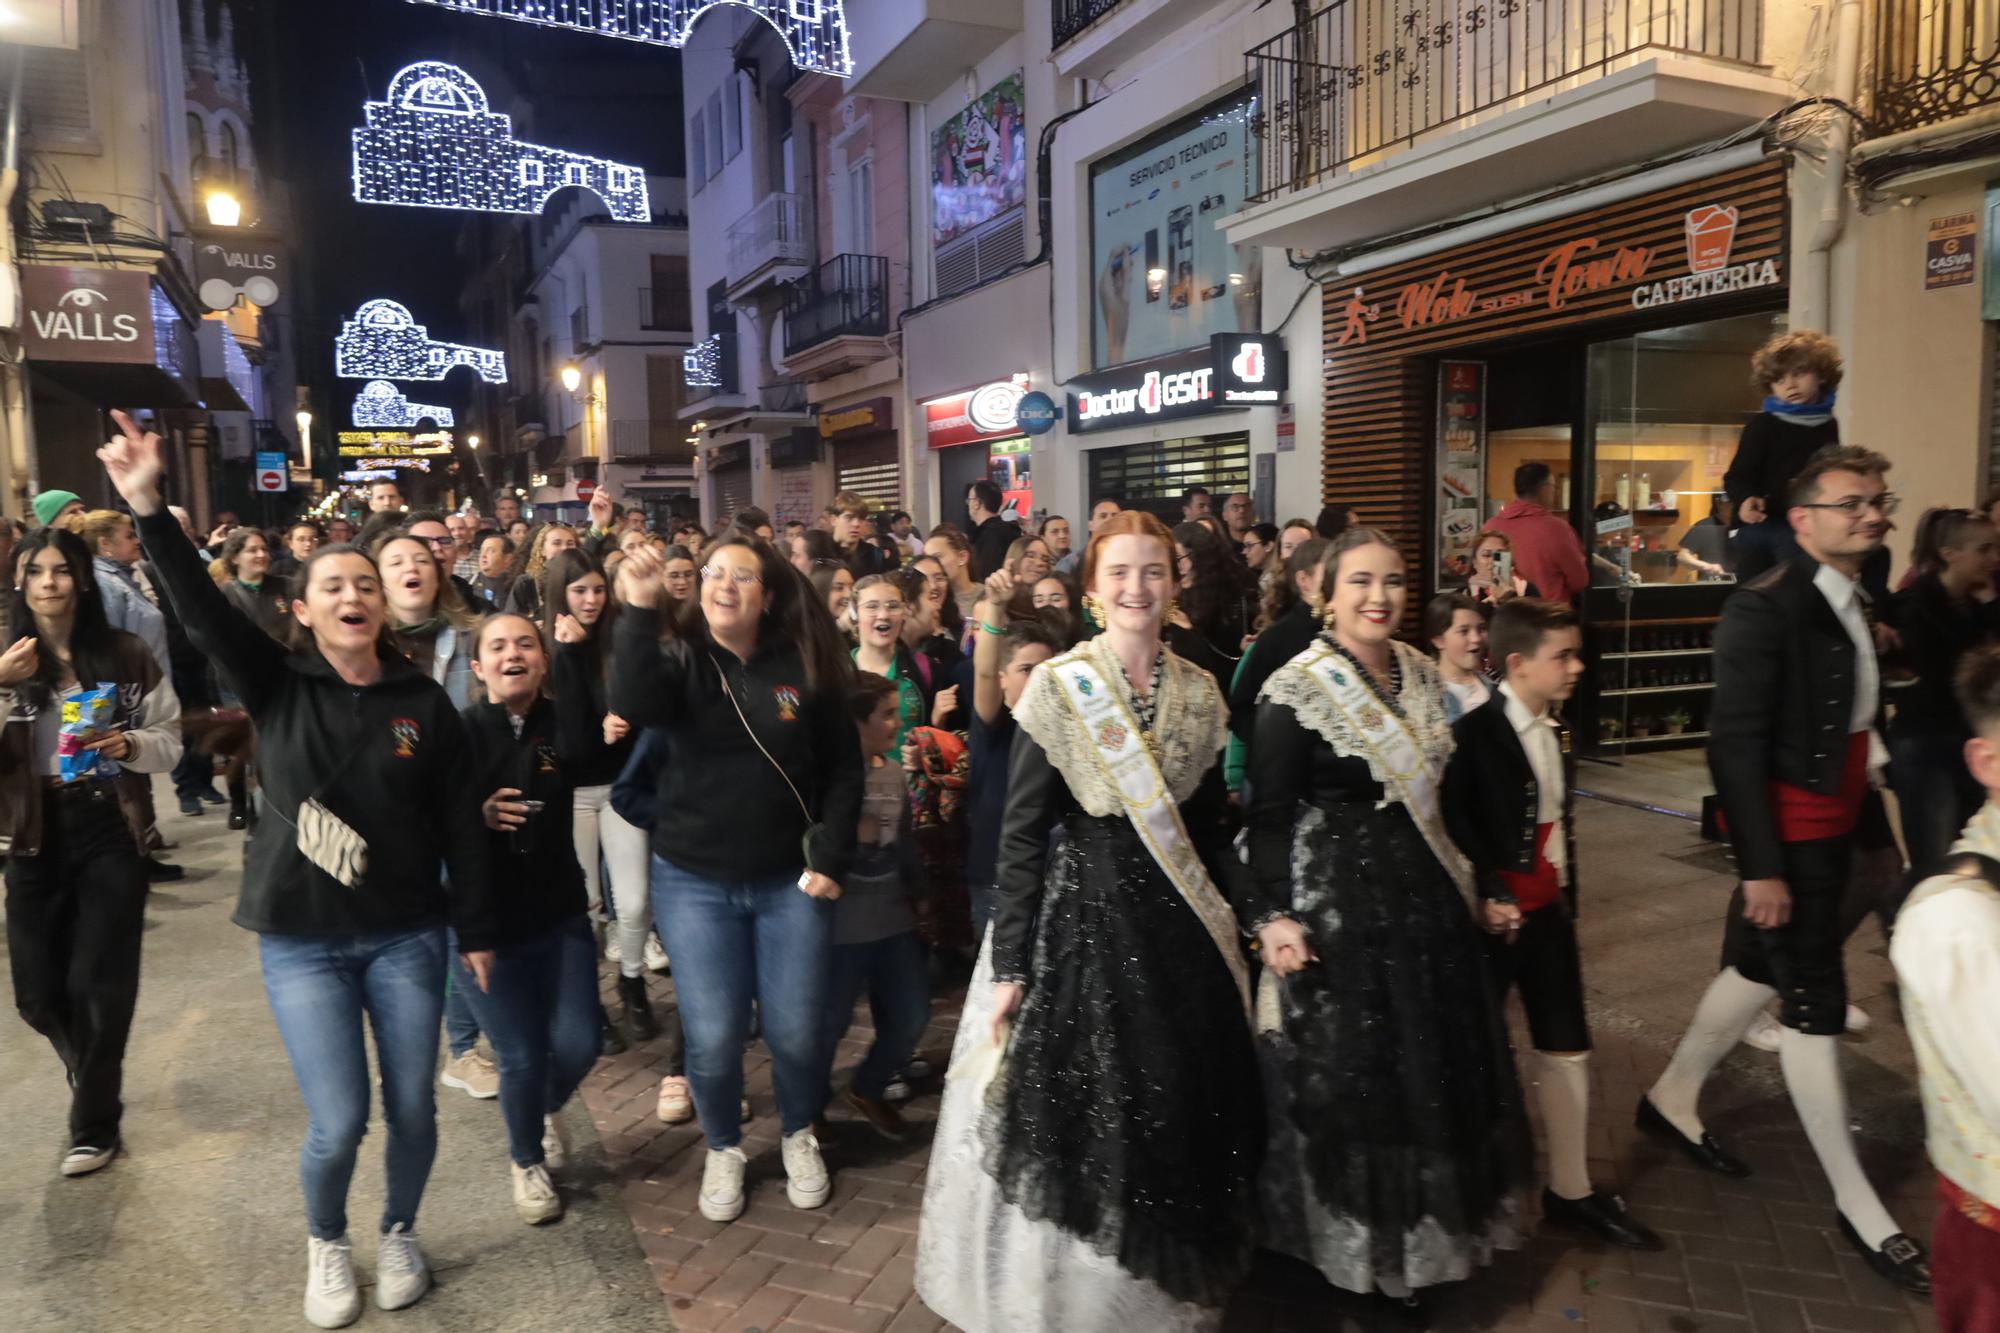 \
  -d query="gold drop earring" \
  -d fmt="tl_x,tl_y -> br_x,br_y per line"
1083,593 -> 1107,629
